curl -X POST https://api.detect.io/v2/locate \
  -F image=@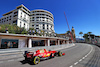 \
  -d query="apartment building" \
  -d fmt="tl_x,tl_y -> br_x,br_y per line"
30,9 -> 54,33
0,4 -> 54,33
